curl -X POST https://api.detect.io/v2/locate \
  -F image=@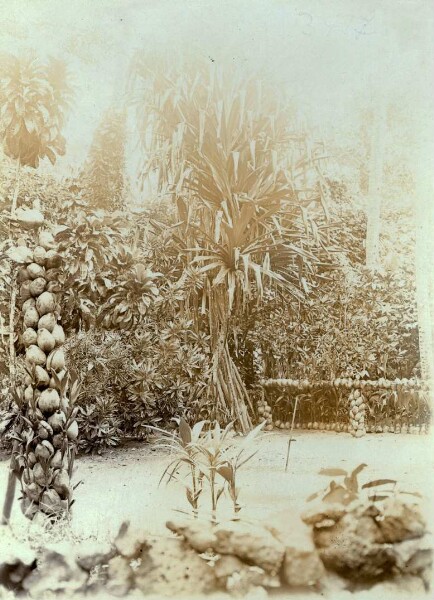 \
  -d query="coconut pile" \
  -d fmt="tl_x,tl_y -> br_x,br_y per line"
9,225 -> 78,519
